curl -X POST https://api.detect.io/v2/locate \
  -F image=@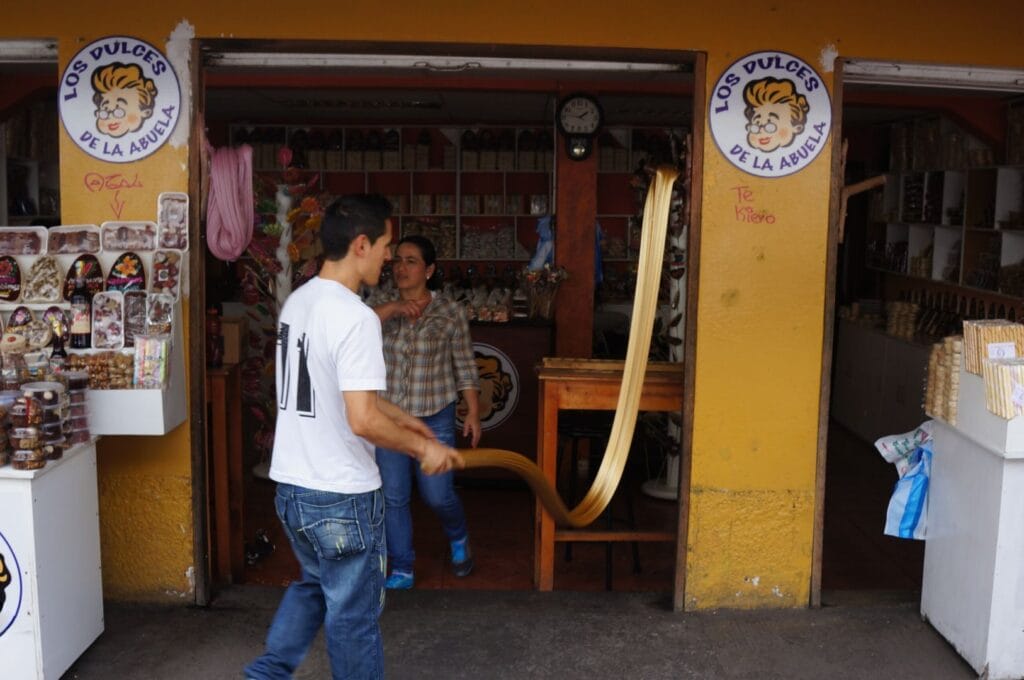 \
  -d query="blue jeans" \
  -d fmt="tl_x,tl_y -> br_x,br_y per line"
376,403 -> 468,574
245,484 -> 386,680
